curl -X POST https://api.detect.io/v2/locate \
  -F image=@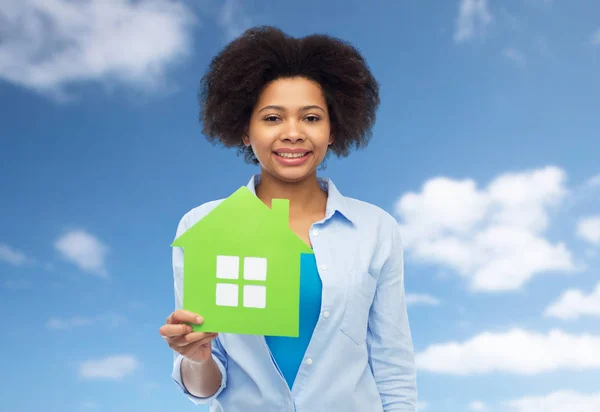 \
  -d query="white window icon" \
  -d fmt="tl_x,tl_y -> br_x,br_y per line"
216,256 -> 267,308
